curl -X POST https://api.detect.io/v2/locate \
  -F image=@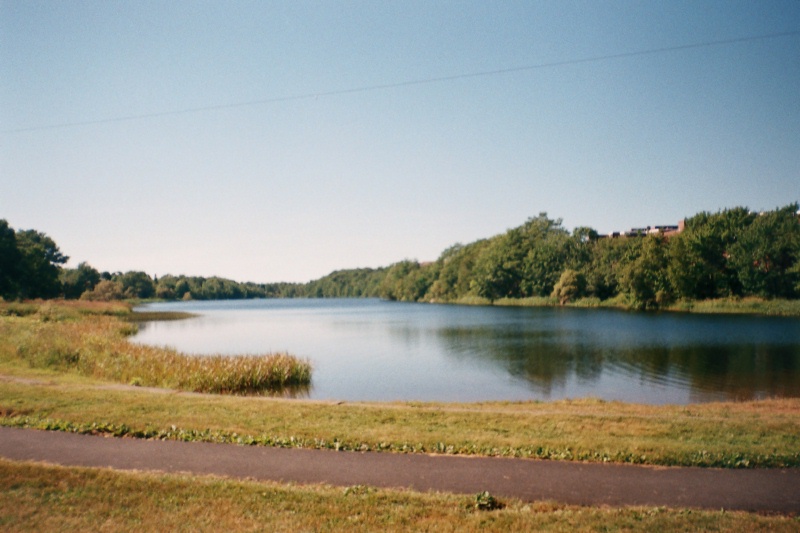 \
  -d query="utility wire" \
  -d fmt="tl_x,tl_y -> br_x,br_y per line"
4,29 -> 799,134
